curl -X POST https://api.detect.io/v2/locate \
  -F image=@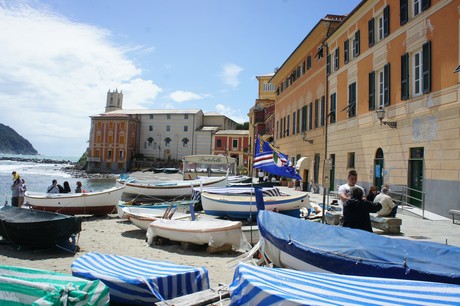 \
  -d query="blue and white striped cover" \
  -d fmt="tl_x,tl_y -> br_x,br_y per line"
191,187 -> 282,202
230,263 -> 460,305
71,253 -> 209,305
